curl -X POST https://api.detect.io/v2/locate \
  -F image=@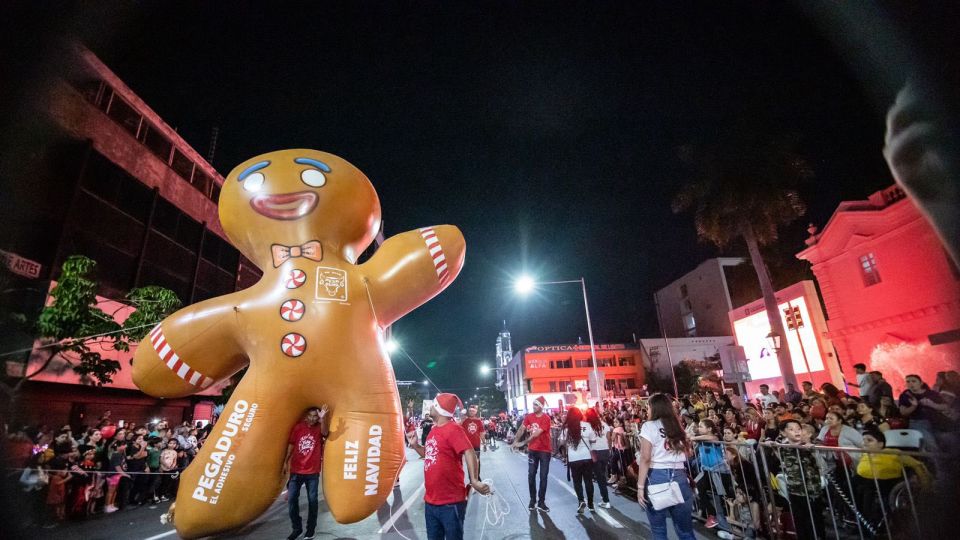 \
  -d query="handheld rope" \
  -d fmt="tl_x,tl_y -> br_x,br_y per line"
477,478 -> 511,539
